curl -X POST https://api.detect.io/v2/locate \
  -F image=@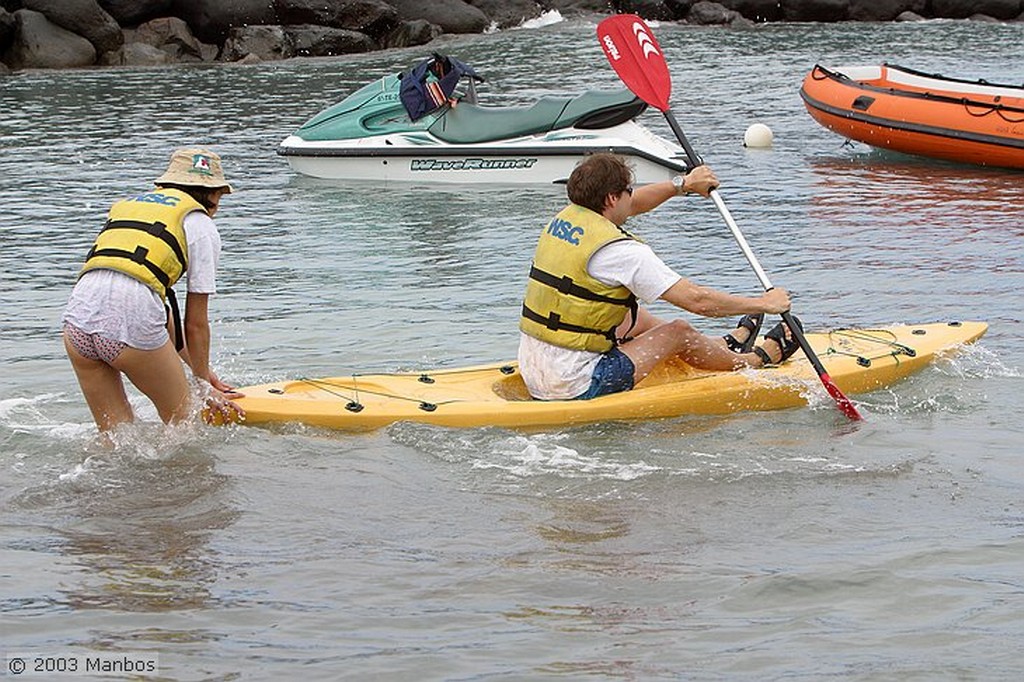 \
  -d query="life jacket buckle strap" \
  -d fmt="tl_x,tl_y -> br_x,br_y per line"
523,304 -> 613,339
529,264 -> 634,306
